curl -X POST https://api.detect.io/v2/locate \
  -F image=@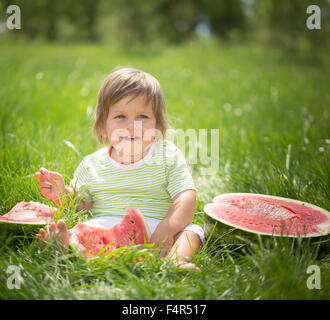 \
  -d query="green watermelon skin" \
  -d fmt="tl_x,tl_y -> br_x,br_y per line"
204,212 -> 254,244
0,221 -> 47,234
204,193 -> 330,246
